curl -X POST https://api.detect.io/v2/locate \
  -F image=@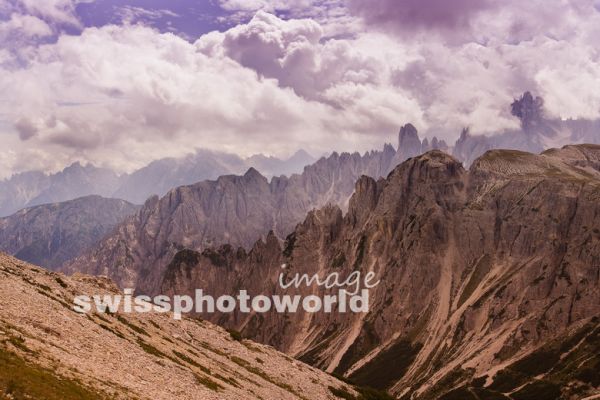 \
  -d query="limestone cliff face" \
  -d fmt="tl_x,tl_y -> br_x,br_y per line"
161,145 -> 600,399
